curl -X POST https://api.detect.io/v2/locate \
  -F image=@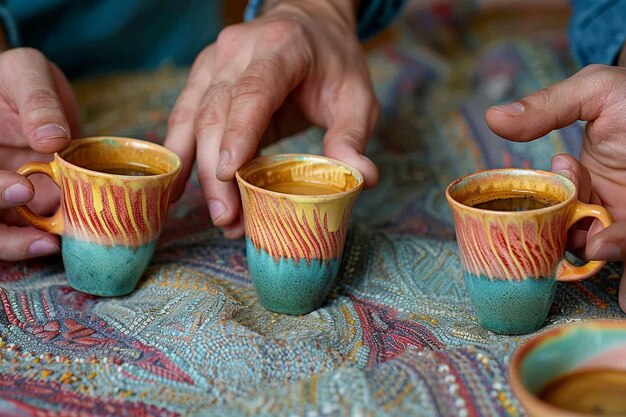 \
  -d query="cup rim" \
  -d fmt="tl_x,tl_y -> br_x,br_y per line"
55,136 -> 181,180
235,153 -> 364,200
445,168 -> 576,215
509,319 -> 626,417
